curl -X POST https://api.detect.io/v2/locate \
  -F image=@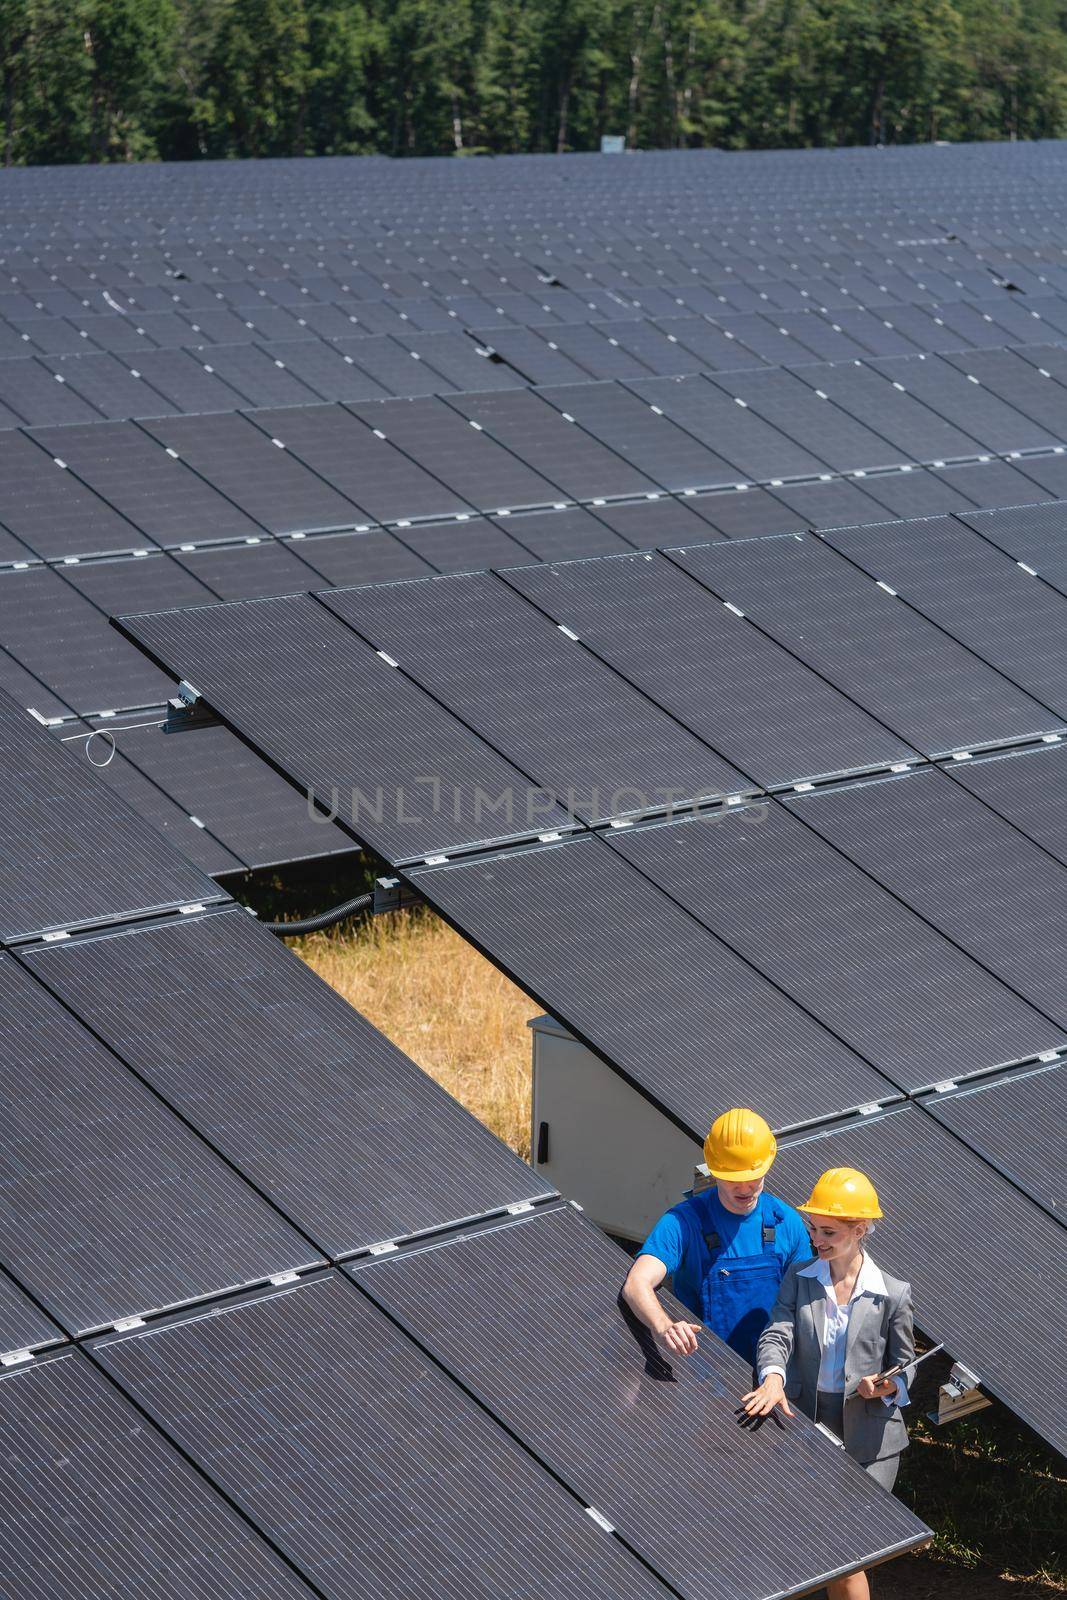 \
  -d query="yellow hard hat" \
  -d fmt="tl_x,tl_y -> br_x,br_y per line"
797,1167 -> 883,1220
703,1108 -> 777,1182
